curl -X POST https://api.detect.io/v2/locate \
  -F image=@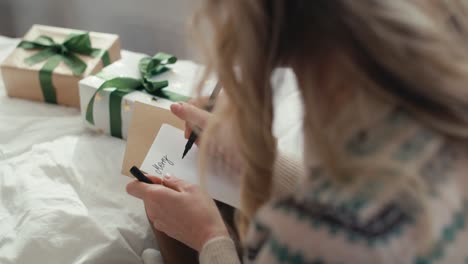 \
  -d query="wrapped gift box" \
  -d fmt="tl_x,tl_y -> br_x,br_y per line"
79,51 -> 217,139
0,24 -> 121,108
